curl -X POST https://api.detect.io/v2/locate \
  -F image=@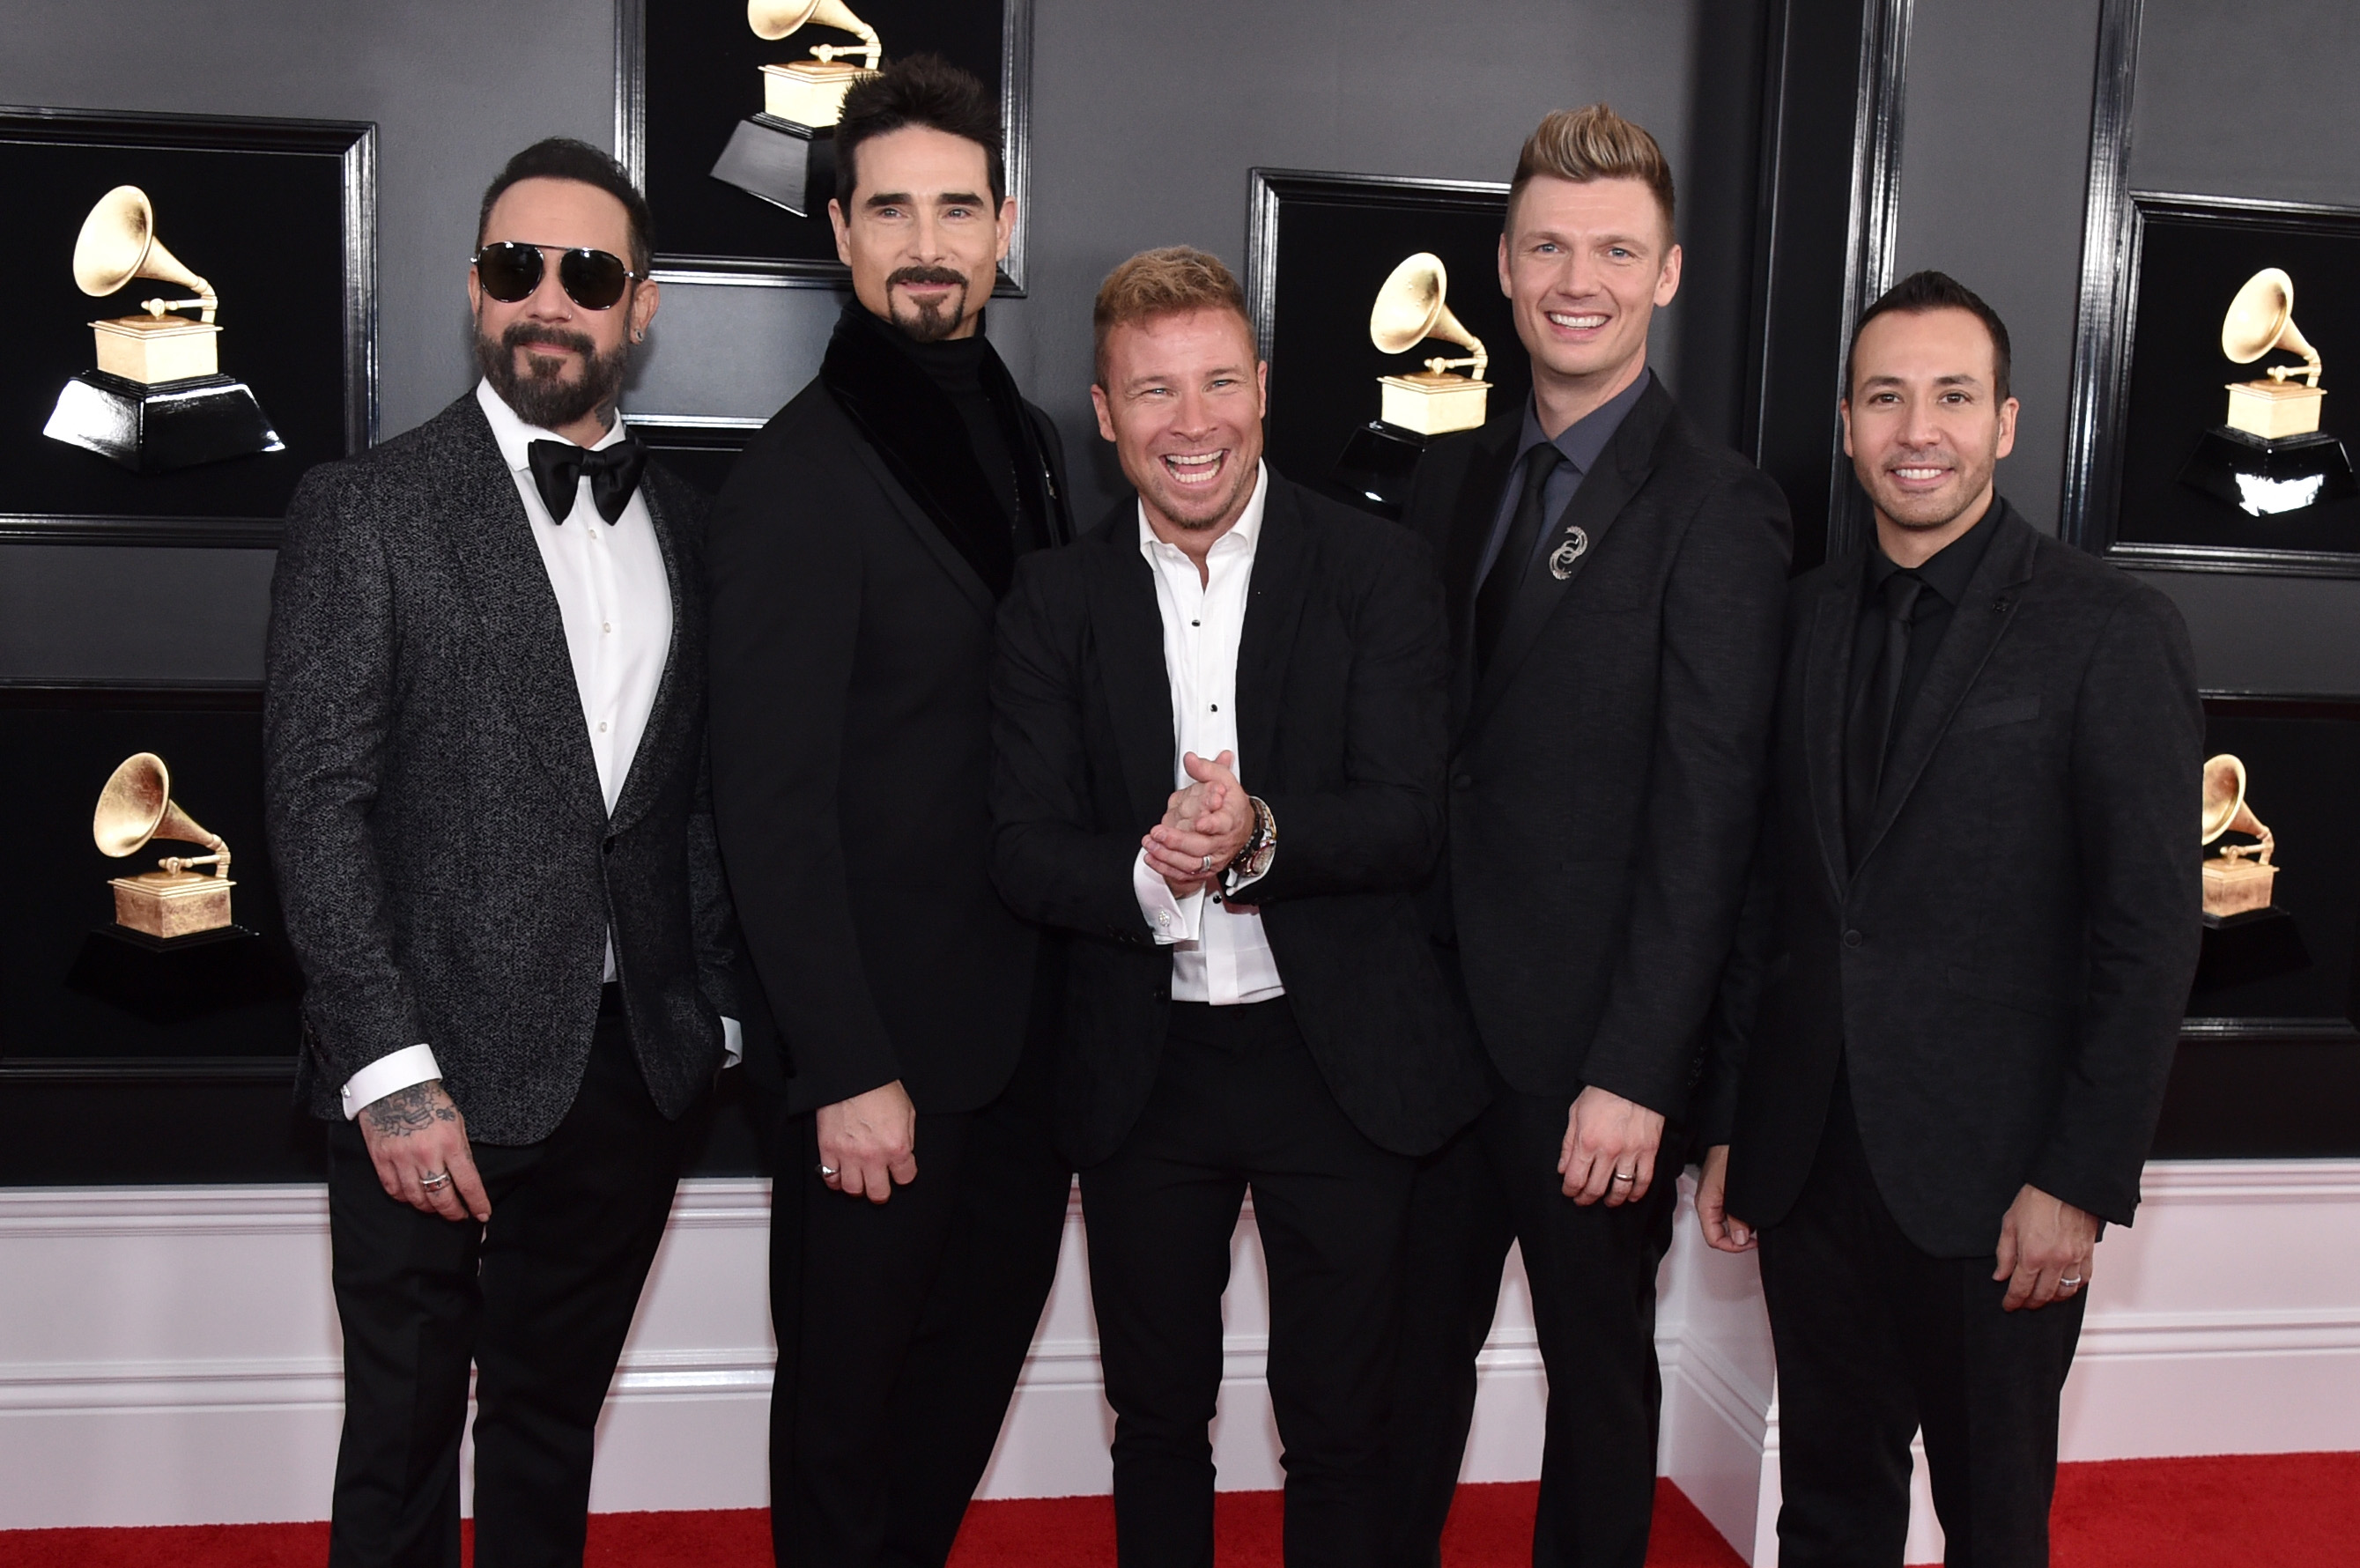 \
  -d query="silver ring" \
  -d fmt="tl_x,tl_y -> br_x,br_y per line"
1201,854 -> 1215,874
2060,1276 -> 2085,1288
816,1164 -> 838,1179
419,1171 -> 450,1190
1610,1171 -> 1635,1183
